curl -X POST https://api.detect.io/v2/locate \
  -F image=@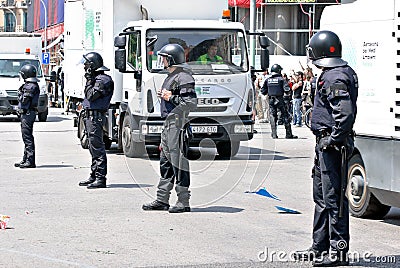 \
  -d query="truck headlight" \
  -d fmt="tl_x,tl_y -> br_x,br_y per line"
234,124 -> 252,133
